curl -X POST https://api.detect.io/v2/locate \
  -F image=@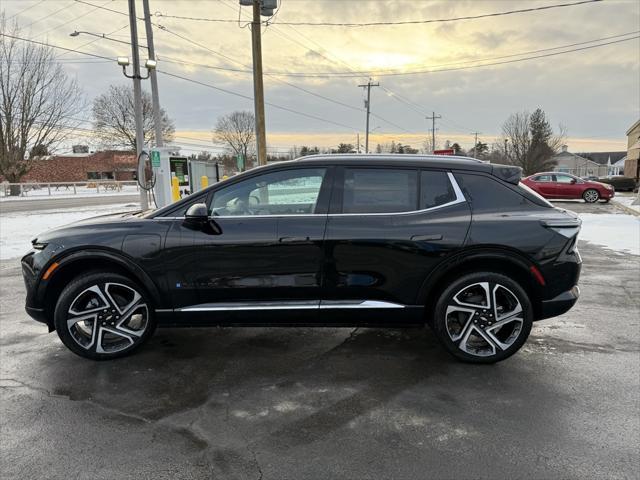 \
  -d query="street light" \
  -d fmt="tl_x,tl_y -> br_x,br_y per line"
69,30 -> 142,47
